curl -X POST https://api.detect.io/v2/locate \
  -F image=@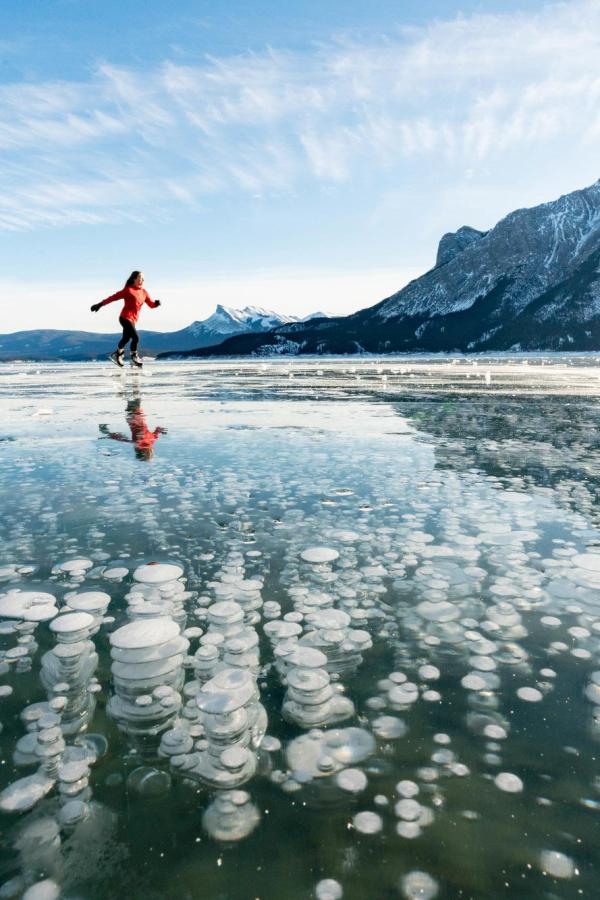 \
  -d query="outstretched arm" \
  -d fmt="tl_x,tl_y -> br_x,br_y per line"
91,289 -> 126,313
144,290 -> 161,309
99,431 -> 131,443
